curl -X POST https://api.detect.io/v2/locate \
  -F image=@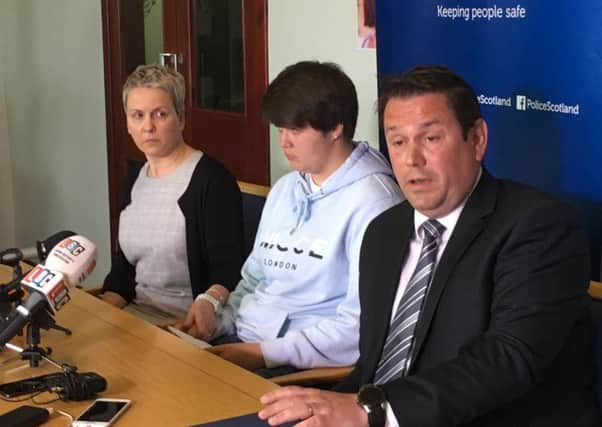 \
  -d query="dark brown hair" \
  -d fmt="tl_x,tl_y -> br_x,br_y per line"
379,65 -> 481,139
261,61 -> 358,140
